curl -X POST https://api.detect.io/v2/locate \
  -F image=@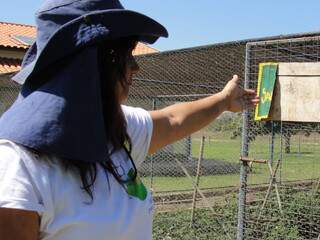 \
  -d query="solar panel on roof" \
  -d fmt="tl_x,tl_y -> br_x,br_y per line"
12,35 -> 35,45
